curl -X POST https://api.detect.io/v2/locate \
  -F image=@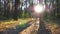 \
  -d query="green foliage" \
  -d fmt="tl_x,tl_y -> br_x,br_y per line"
0,15 -> 7,20
16,23 -> 26,28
